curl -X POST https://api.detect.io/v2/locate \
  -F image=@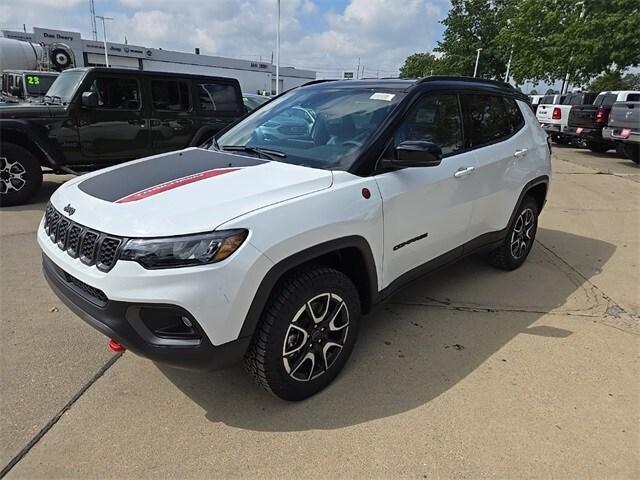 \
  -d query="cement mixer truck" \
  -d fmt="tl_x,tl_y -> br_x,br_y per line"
0,37 -> 74,102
